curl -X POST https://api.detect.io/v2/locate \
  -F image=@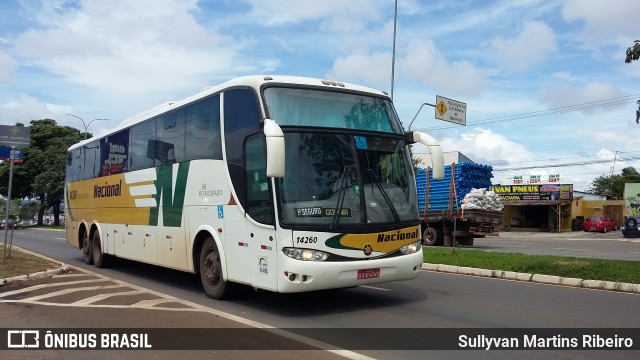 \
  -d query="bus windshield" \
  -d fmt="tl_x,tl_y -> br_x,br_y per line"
264,87 -> 403,134
275,132 -> 419,229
